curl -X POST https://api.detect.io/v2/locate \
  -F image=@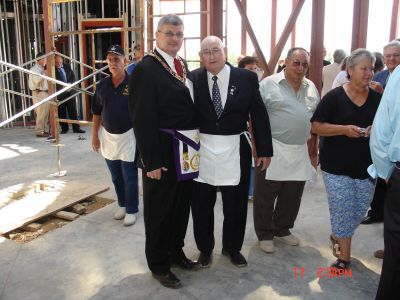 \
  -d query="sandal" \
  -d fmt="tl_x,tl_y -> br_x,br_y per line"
330,235 -> 340,257
331,258 -> 351,270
